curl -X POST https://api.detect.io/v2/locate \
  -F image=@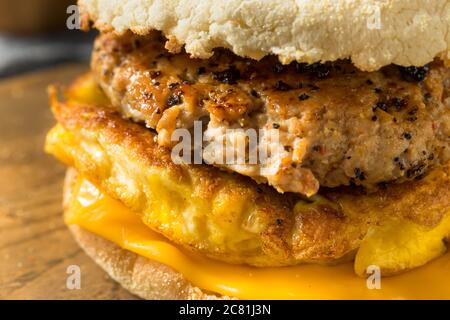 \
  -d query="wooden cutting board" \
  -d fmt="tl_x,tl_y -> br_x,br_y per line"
0,65 -> 137,300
